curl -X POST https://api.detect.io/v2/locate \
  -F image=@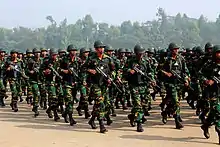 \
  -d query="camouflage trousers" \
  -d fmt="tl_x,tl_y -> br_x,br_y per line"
205,99 -> 220,129
63,84 -> 77,114
78,84 -> 89,112
163,84 -> 181,116
8,79 -> 21,103
30,82 -> 40,107
0,78 -> 6,97
56,83 -> 64,108
46,82 -> 57,110
91,84 -> 110,120
130,85 -> 149,123
39,83 -> 47,105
